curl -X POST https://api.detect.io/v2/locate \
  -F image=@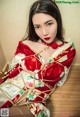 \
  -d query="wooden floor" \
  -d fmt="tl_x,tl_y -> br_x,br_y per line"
47,65 -> 80,117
